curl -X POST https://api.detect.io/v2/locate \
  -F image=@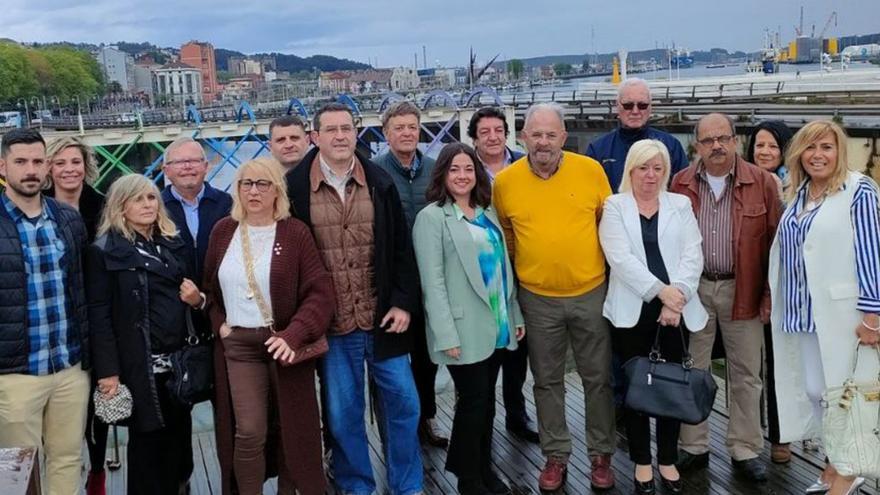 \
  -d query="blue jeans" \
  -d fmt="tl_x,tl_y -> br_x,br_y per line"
321,331 -> 423,495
